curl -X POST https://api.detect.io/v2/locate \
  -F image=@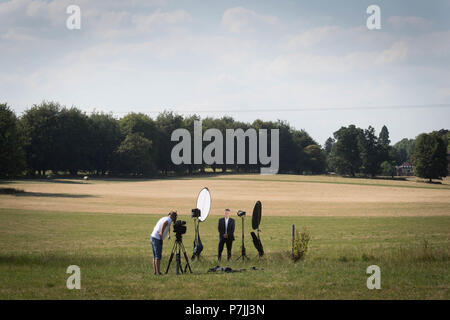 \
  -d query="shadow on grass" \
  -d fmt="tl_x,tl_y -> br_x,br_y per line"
342,176 -> 408,181
43,179 -> 89,184
1,246 -> 448,275
24,179 -> 88,184
16,192 -> 95,198
0,251 -> 291,269
0,253 -> 122,267
0,187 -> 95,198
0,180 -> 15,185
421,180 -> 444,185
